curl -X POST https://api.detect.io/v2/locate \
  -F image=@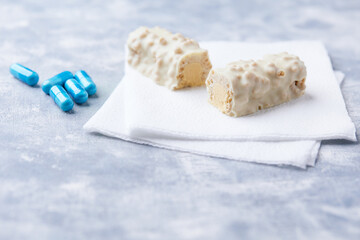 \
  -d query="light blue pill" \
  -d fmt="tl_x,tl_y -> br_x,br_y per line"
74,70 -> 96,96
10,63 -> 39,86
64,78 -> 88,104
42,71 -> 73,94
49,85 -> 74,112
